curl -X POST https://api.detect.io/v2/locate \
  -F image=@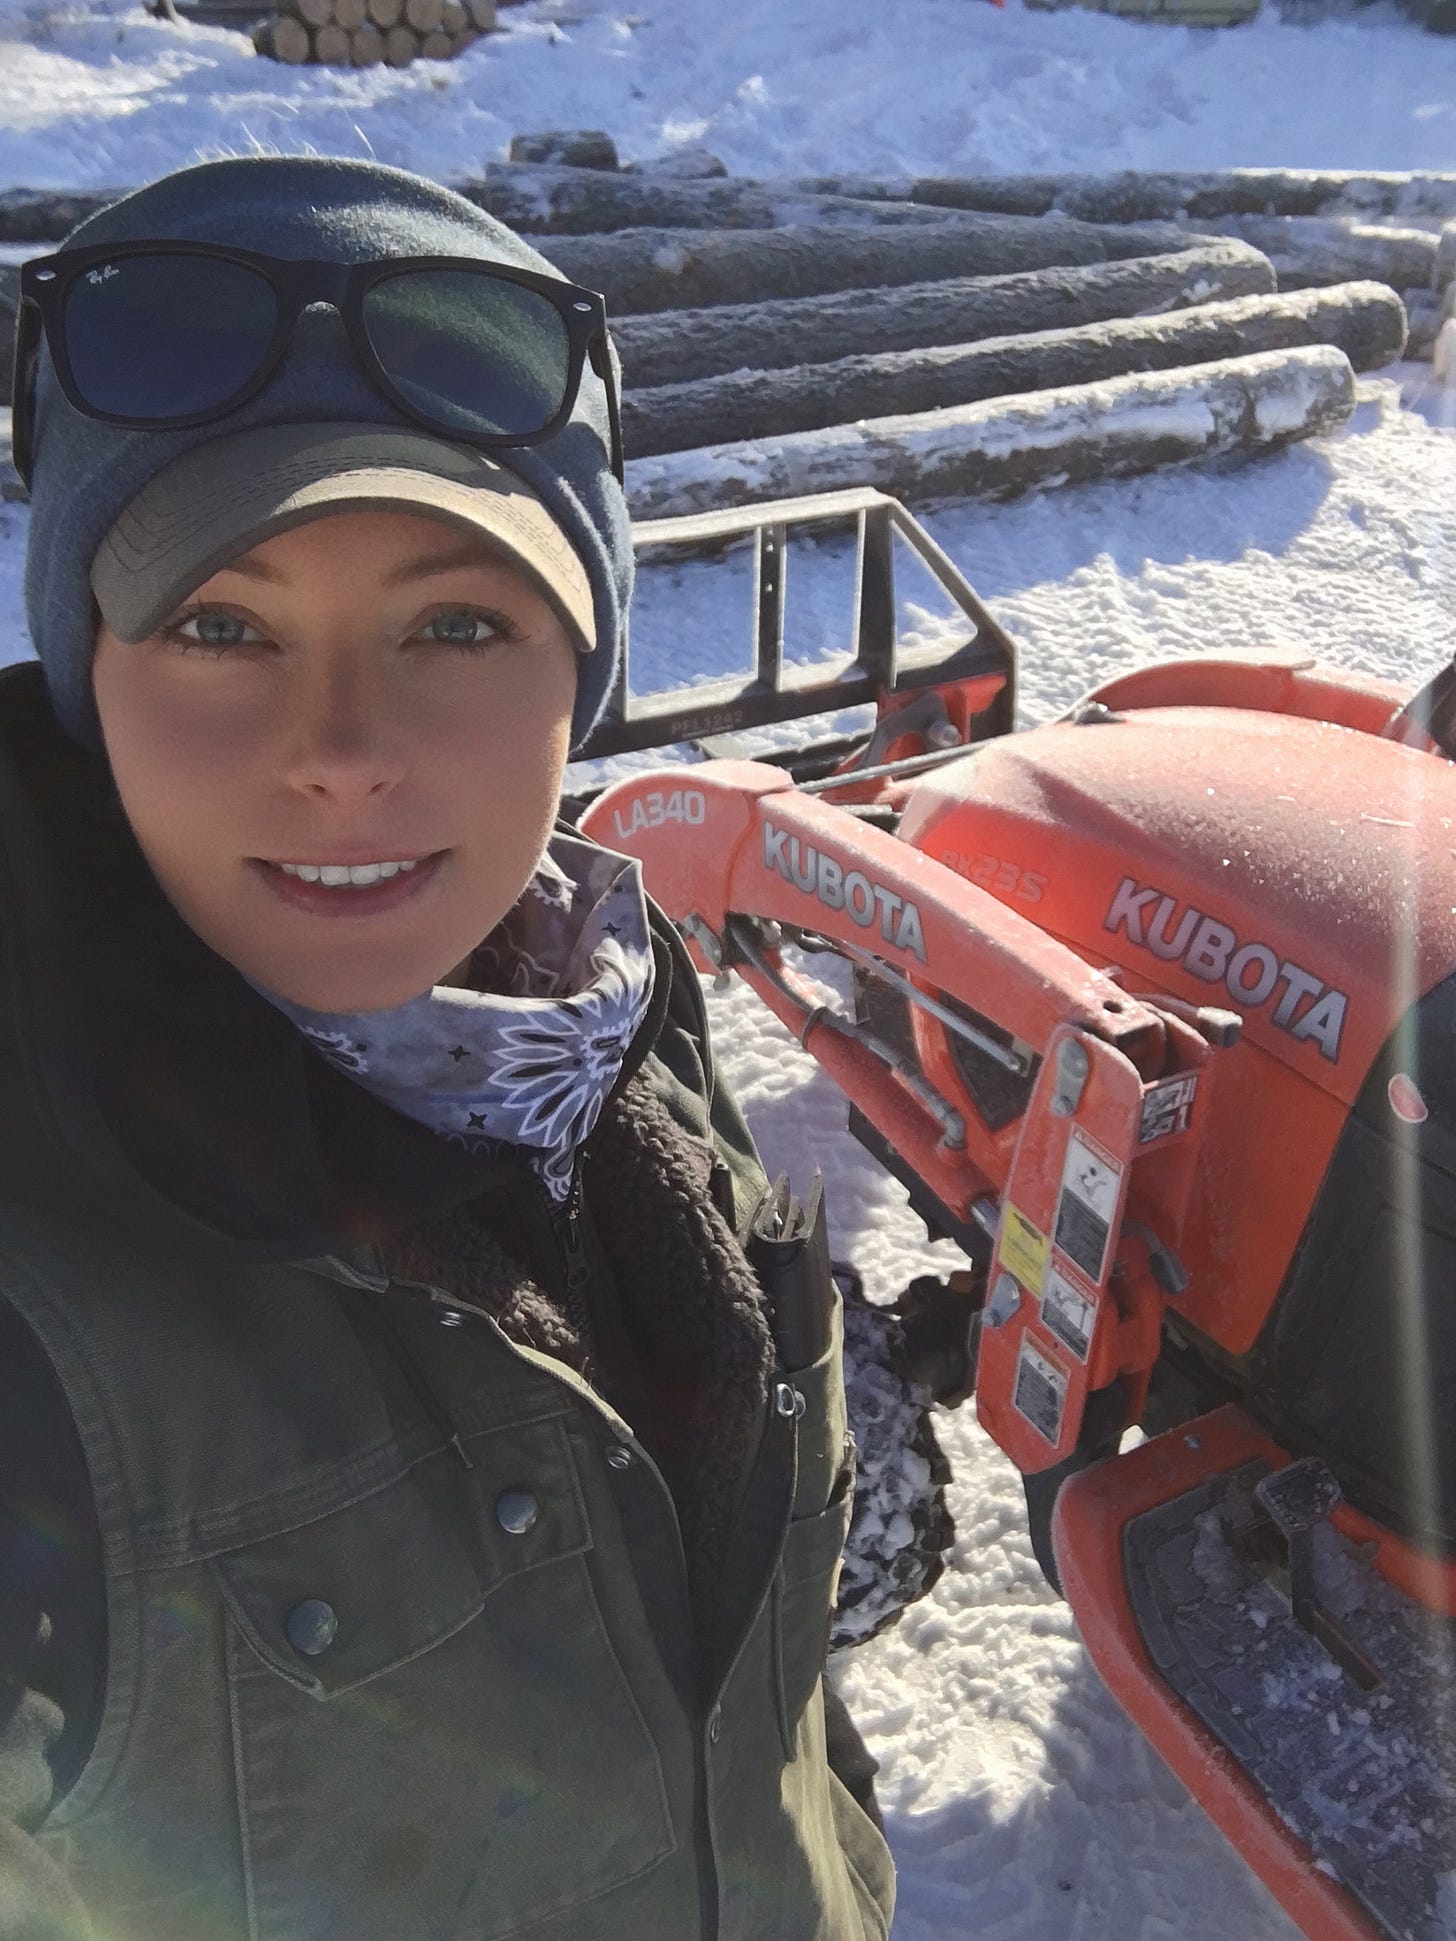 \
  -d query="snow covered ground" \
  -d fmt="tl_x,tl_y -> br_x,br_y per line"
0,0 -> 1455,187
2,0 -> 1455,1933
